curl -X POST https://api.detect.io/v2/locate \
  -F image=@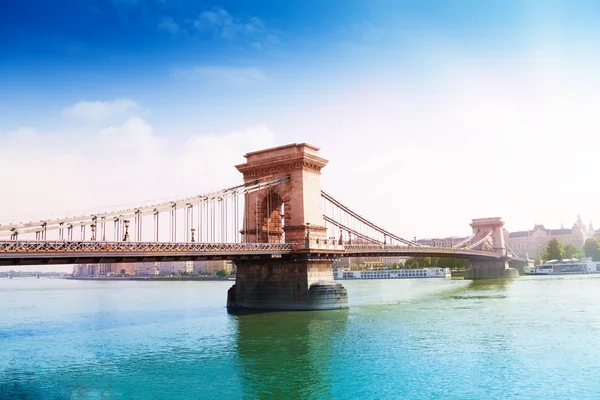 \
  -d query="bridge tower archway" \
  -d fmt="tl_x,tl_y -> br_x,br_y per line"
258,189 -> 285,243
